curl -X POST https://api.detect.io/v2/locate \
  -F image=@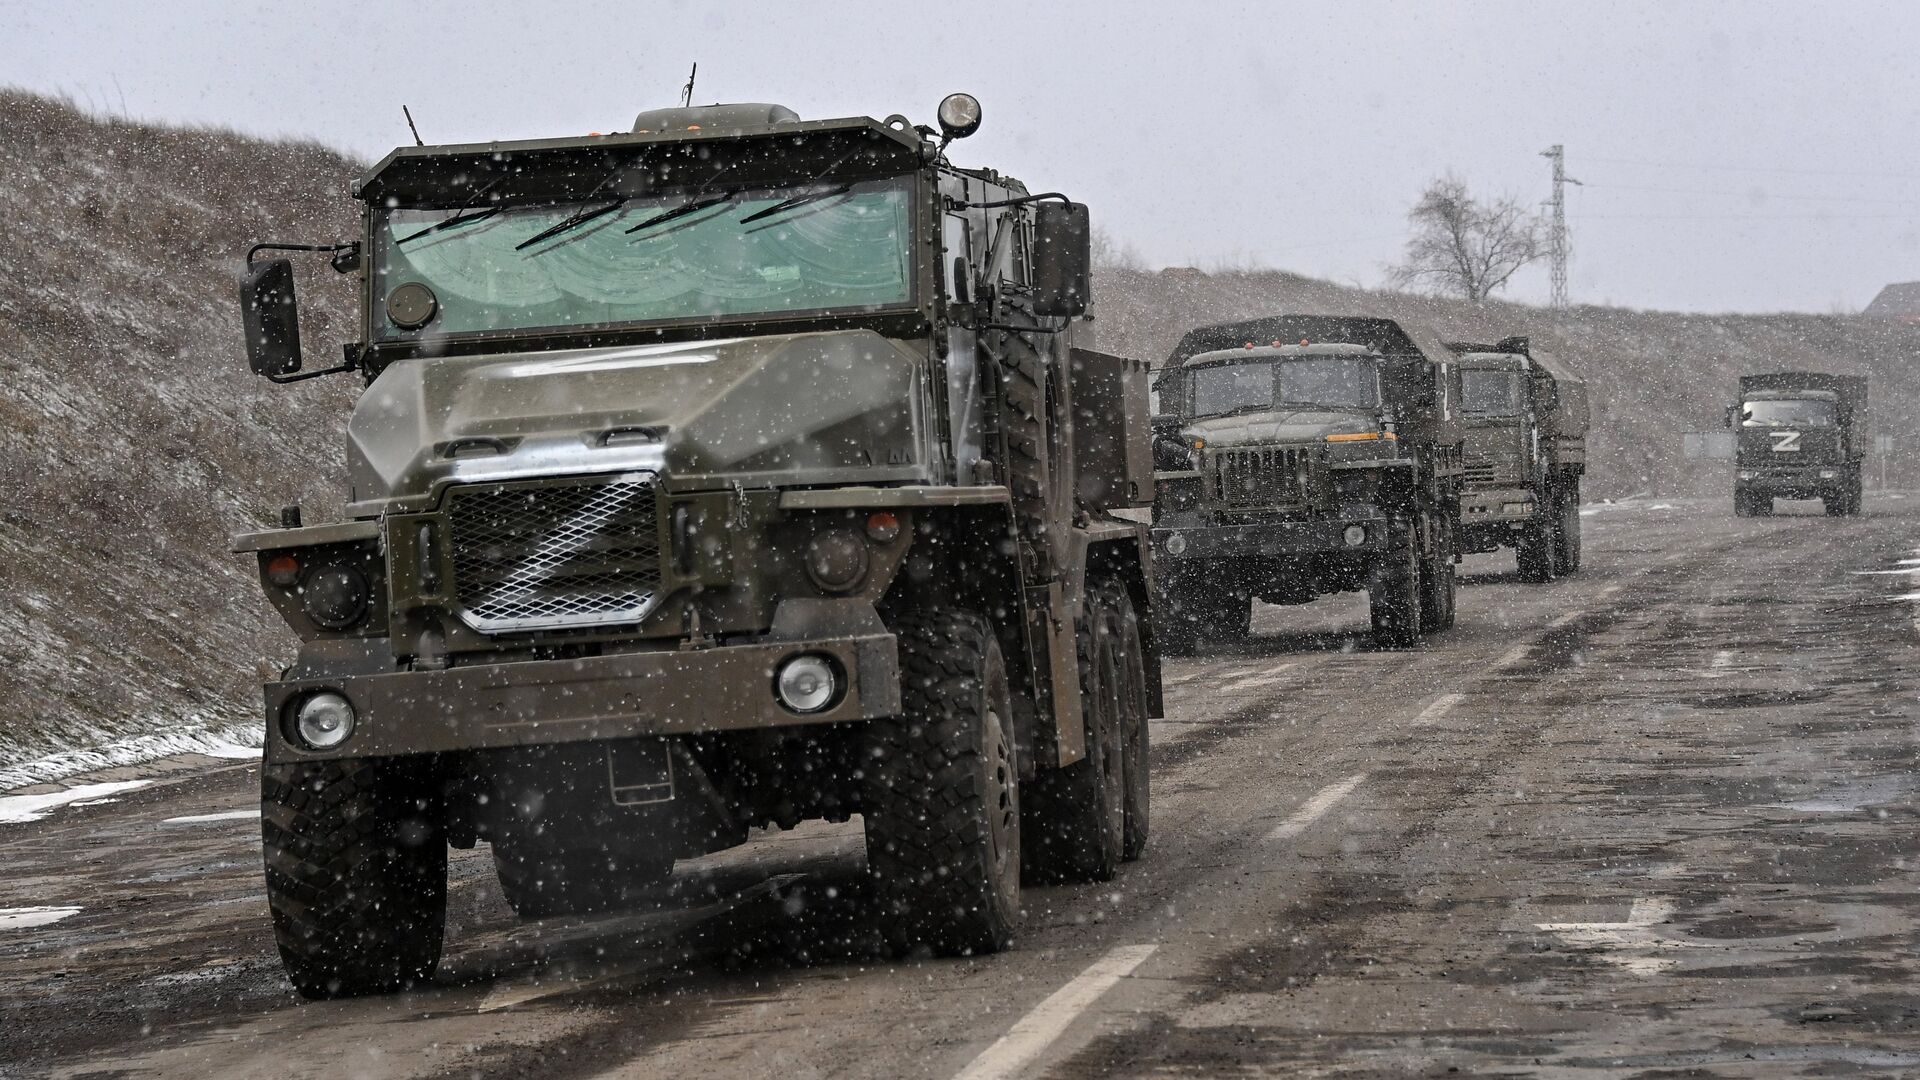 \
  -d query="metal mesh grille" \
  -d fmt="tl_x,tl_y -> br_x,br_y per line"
1463,450 -> 1523,487
446,474 -> 662,632
1212,447 -> 1311,510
